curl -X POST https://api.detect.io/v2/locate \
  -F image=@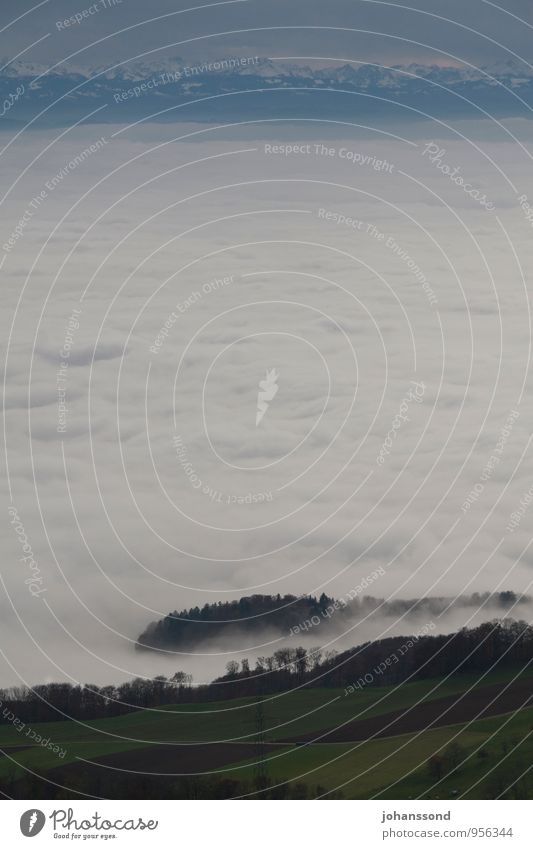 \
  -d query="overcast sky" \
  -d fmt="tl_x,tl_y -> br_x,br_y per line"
1,0 -> 533,72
